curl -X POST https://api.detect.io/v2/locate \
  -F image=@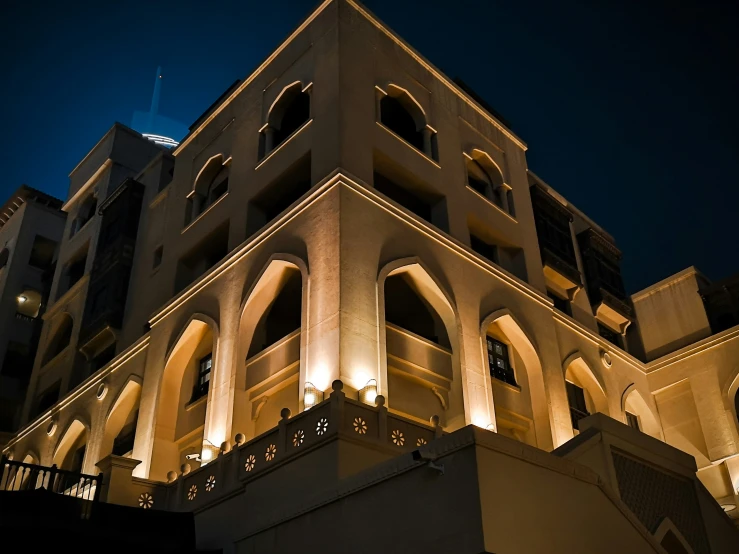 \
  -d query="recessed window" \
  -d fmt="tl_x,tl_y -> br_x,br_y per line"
70,194 -> 97,238
153,246 -> 163,269
566,381 -> 590,431
28,235 -> 57,270
260,82 -> 311,159
597,322 -> 622,348
378,86 -> 437,161
626,411 -> 640,431
486,337 -> 516,386
191,354 -> 212,402
186,156 -> 230,225
547,290 -> 572,316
